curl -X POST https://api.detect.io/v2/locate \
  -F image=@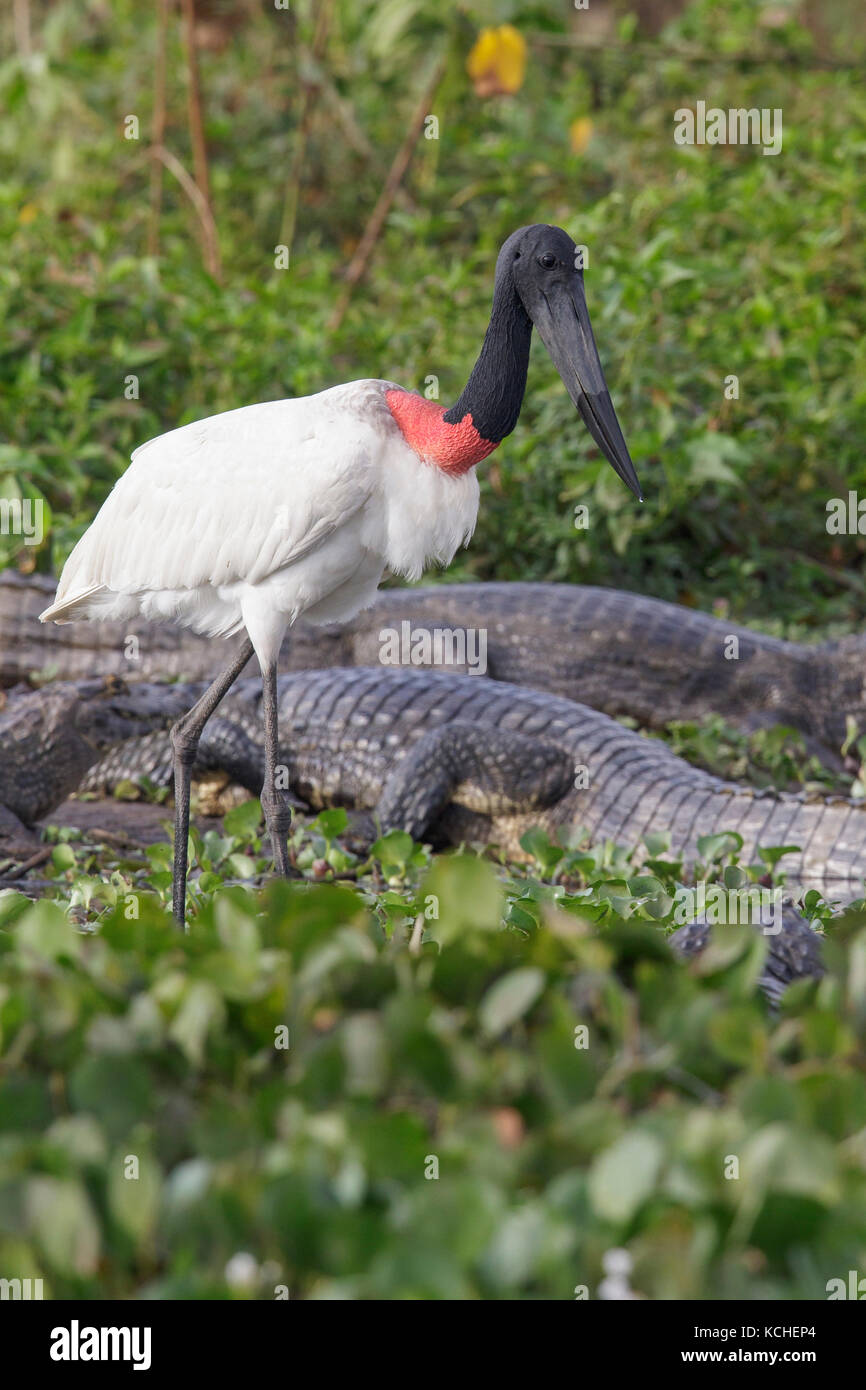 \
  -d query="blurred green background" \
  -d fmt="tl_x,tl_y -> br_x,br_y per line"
2,0 -> 866,634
